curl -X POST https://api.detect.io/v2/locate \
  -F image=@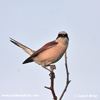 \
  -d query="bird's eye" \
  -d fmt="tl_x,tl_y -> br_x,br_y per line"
58,34 -> 67,38
56,33 -> 69,40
